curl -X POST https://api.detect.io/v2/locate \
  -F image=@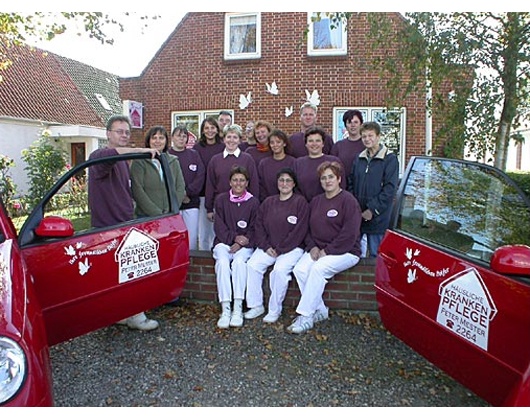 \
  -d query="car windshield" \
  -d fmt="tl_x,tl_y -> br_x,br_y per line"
396,158 -> 530,264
